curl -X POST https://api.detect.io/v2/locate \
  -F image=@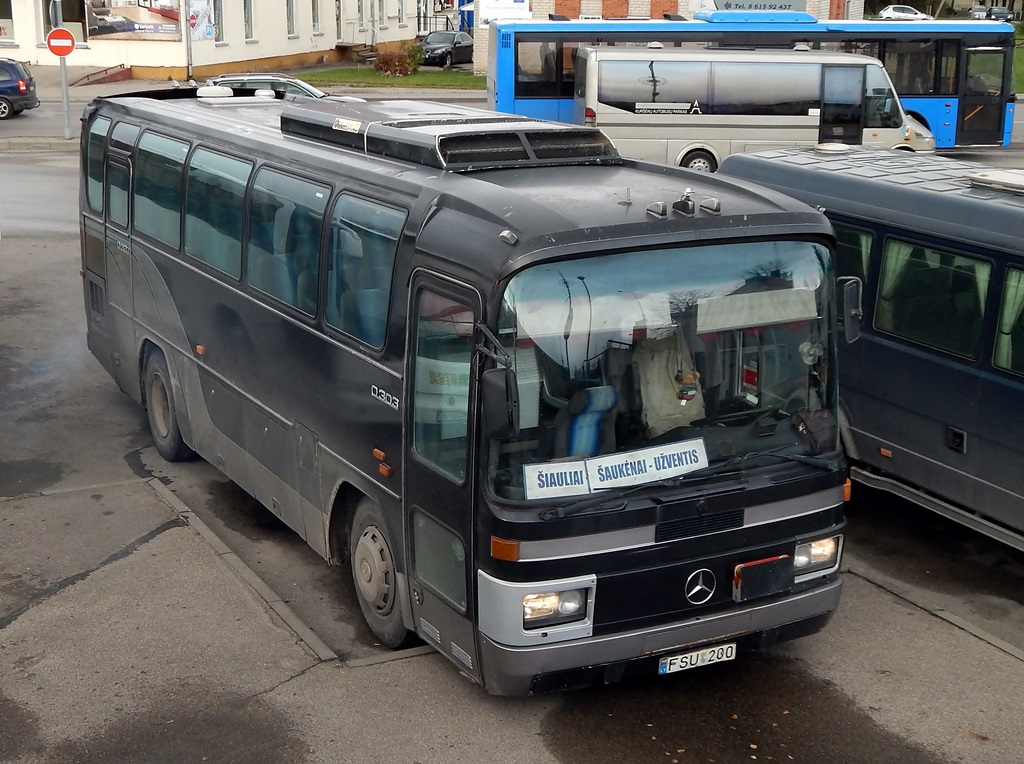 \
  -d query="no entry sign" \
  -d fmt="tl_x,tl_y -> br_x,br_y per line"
46,27 -> 76,57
